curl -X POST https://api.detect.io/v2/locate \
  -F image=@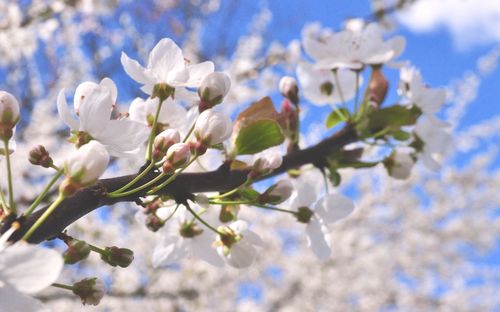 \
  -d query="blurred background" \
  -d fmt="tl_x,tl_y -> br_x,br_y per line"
0,0 -> 499,310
